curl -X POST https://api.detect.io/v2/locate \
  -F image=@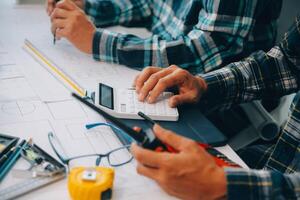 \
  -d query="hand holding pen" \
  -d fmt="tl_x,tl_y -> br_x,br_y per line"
46,0 -> 86,45
49,0 -> 95,52
47,0 -> 84,15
